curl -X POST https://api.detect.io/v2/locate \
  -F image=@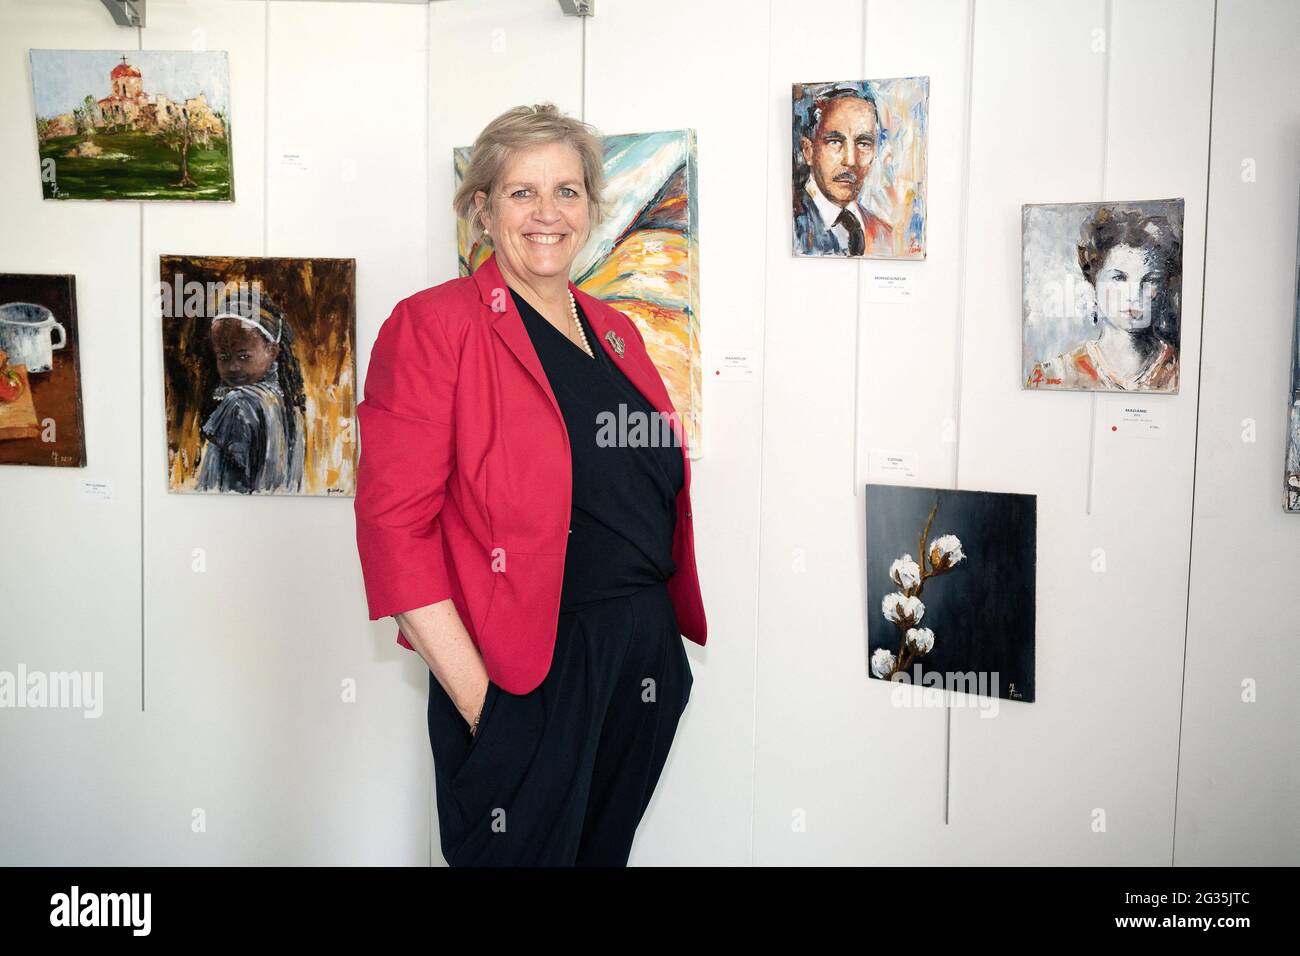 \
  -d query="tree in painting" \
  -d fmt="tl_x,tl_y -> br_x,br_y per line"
152,107 -> 211,189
